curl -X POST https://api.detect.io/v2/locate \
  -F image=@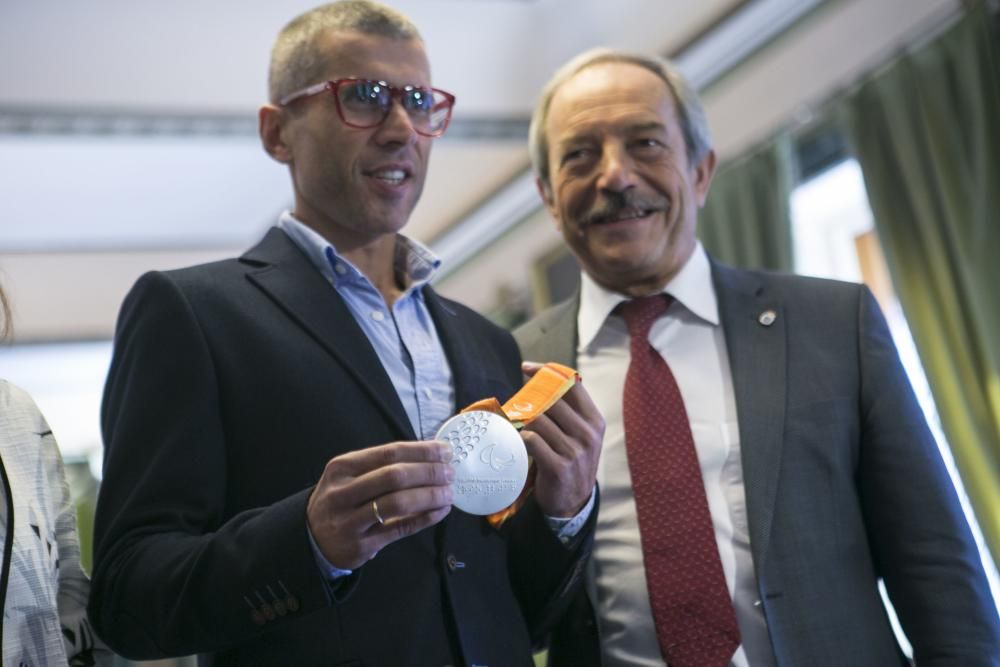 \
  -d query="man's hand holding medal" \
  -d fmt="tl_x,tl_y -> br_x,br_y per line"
306,362 -> 603,570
